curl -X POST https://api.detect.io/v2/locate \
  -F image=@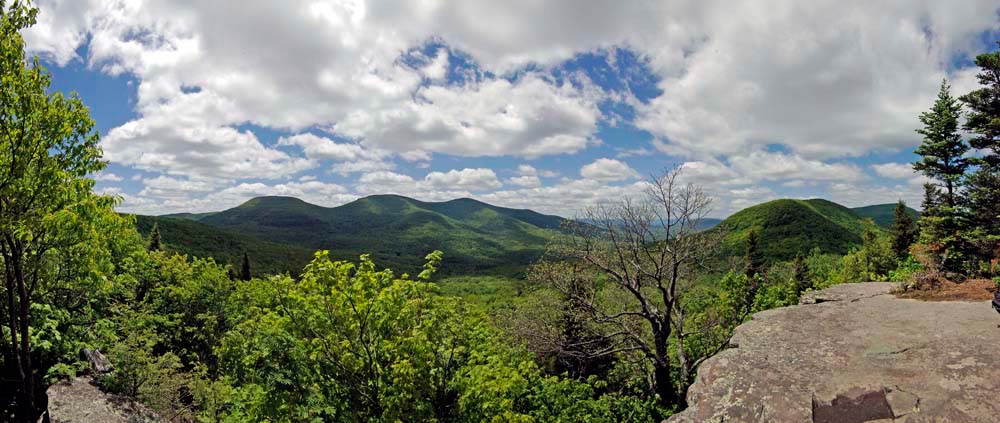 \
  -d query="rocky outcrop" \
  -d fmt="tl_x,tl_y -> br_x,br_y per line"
46,377 -> 160,423
669,282 -> 1000,422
